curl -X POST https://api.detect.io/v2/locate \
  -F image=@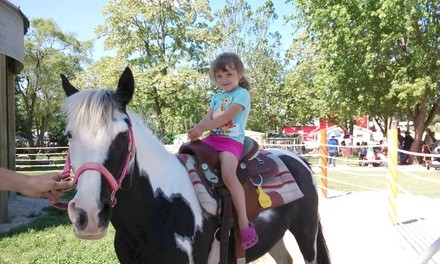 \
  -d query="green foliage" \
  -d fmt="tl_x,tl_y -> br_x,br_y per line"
93,0 -> 216,141
15,18 -> 92,146
19,1 -> 440,144
213,0 -> 287,132
288,0 -> 440,143
46,112 -> 68,146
